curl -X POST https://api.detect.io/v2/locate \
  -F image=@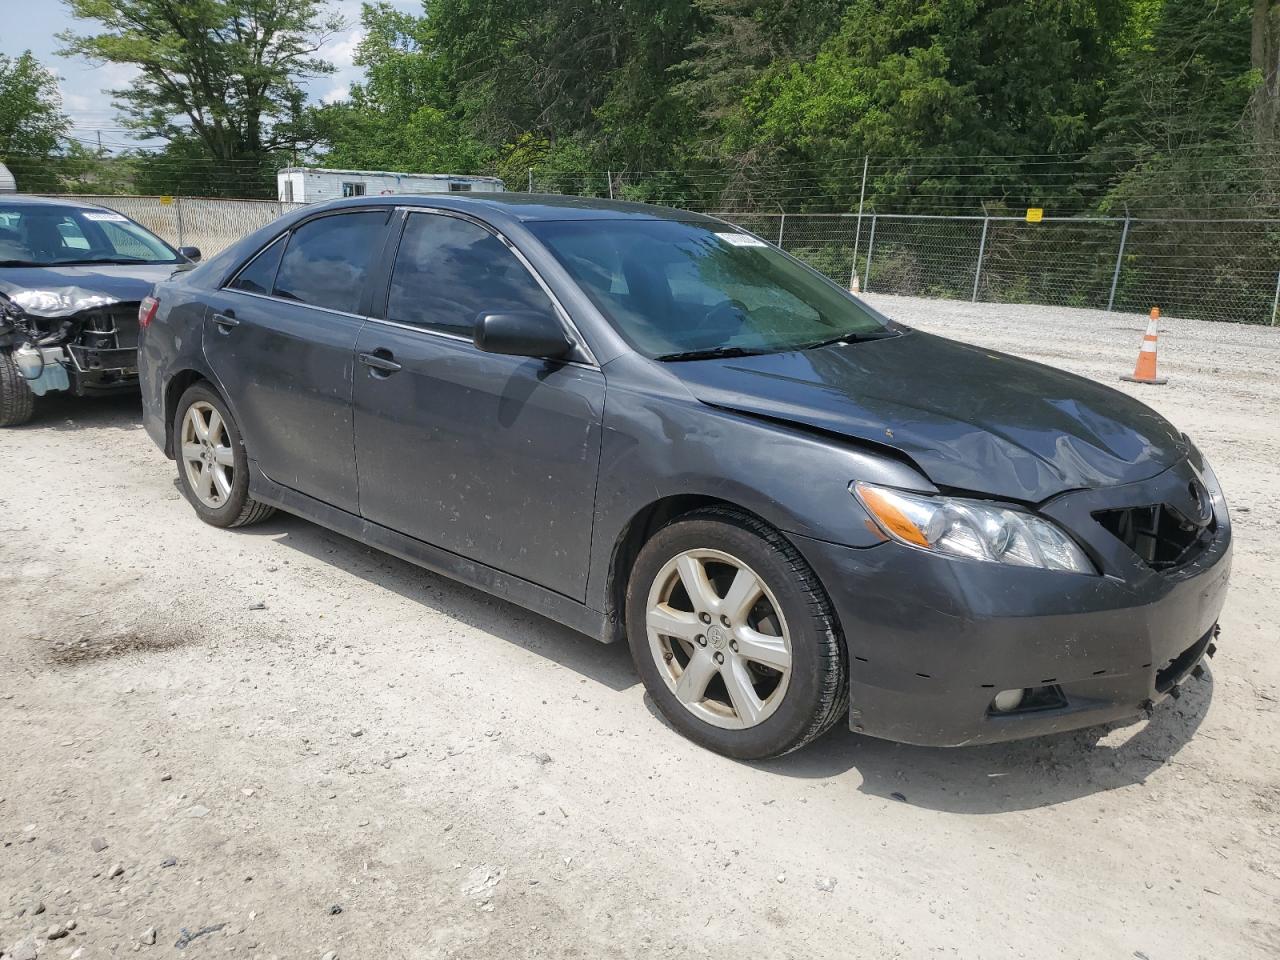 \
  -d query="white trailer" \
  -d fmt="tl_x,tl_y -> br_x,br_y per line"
277,167 -> 504,203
